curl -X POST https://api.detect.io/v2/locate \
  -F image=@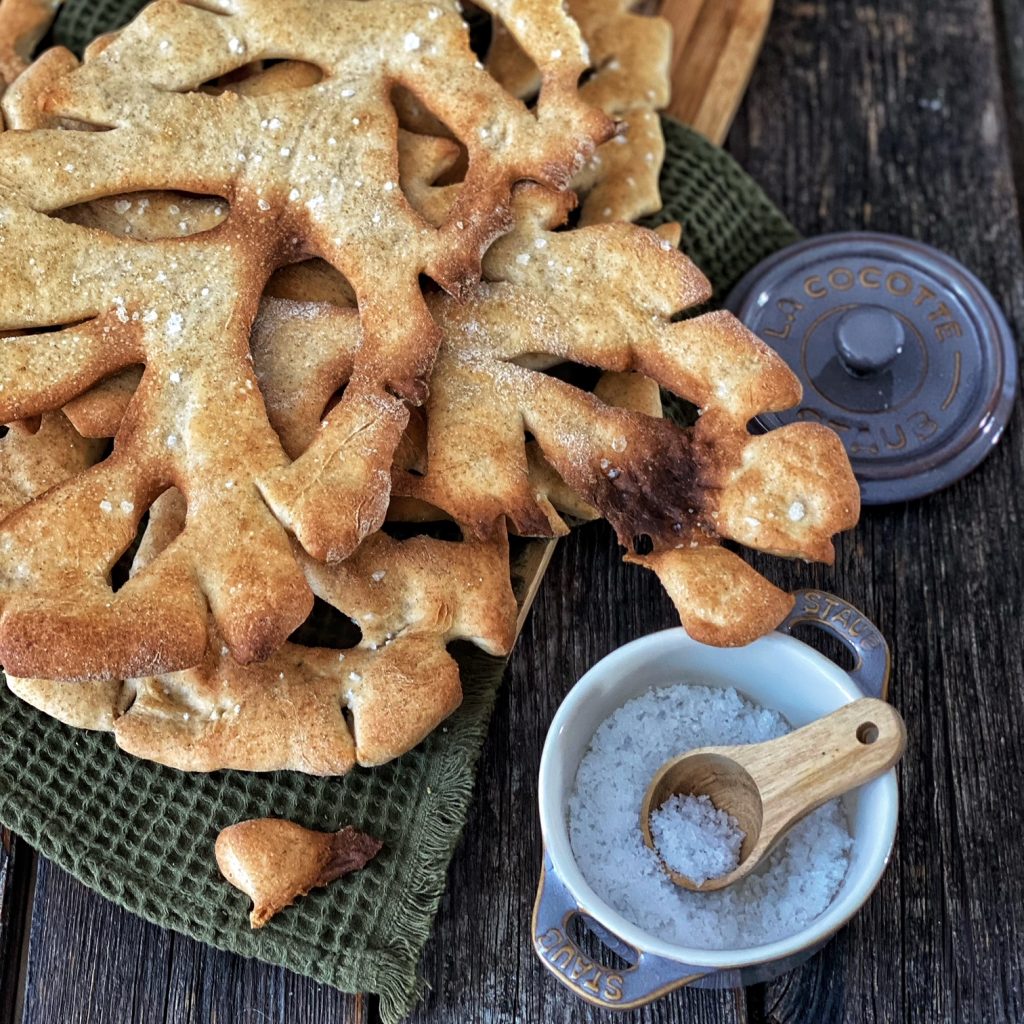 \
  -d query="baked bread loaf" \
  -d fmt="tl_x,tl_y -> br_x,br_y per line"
0,0 -> 611,682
